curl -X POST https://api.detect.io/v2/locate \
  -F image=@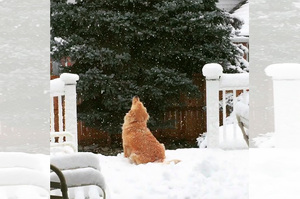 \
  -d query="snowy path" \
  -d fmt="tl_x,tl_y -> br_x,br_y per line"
99,148 -> 248,199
